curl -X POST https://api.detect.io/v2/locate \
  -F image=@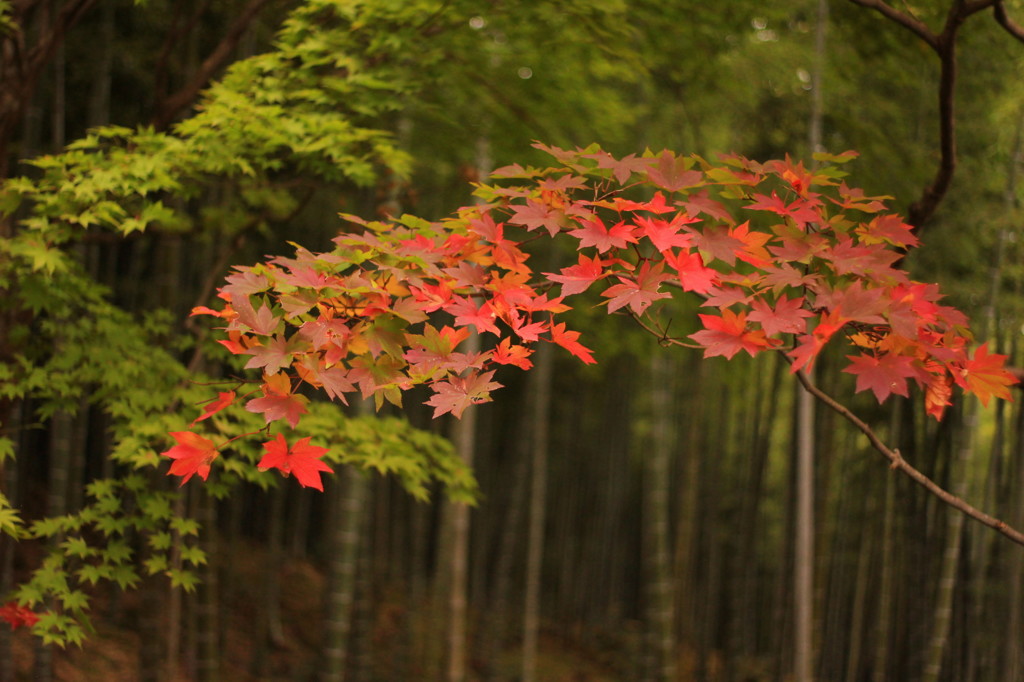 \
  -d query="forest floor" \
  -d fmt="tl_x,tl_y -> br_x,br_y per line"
8,541 -> 623,681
